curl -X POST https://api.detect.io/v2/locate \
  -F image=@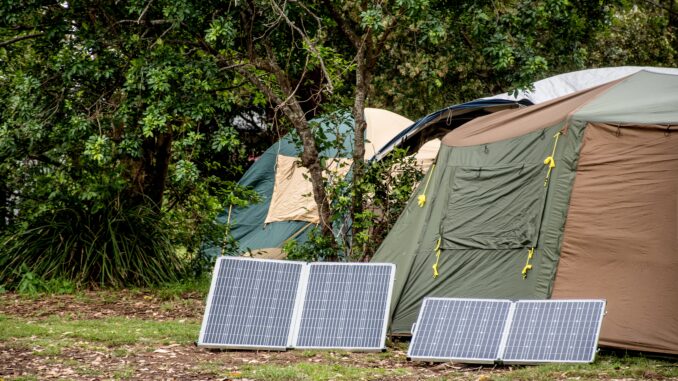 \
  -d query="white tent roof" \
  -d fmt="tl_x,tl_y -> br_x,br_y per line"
486,66 -> 678,104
